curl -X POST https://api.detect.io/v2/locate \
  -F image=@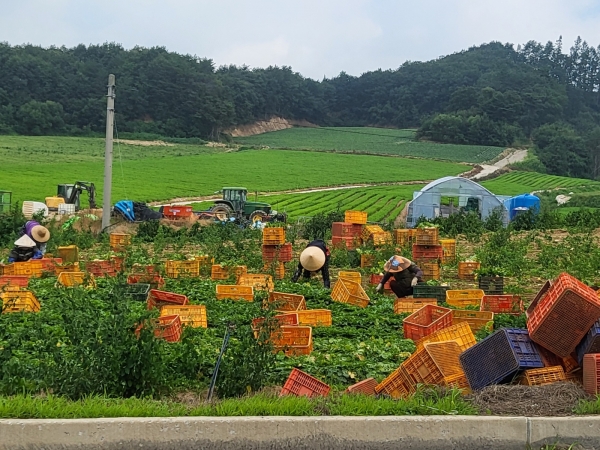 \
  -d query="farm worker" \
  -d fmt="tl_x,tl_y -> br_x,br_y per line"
376,255 -> 423,298
292,240 -> 331,288
7,235 -> 38,262
18,220 -> 51,258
